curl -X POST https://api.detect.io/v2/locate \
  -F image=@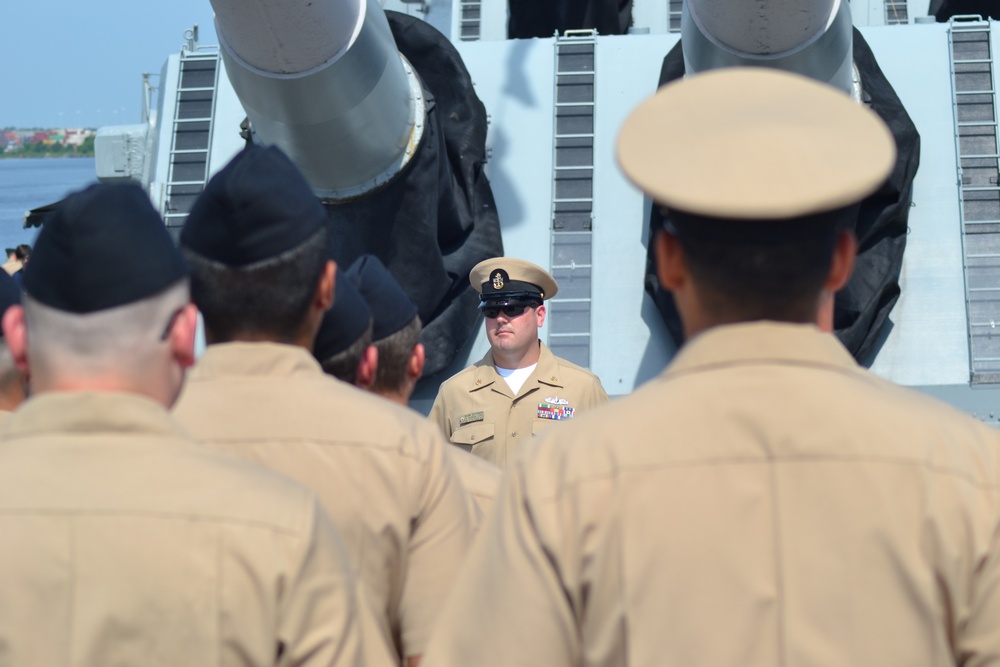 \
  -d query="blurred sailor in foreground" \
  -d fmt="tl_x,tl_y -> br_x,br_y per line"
0,183 -> 374,667
0,270 -> 26,418
172,146 -> 471,667
336,254 -> 502,530
423,68 -> 1000,667
429,257 -> 608,468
